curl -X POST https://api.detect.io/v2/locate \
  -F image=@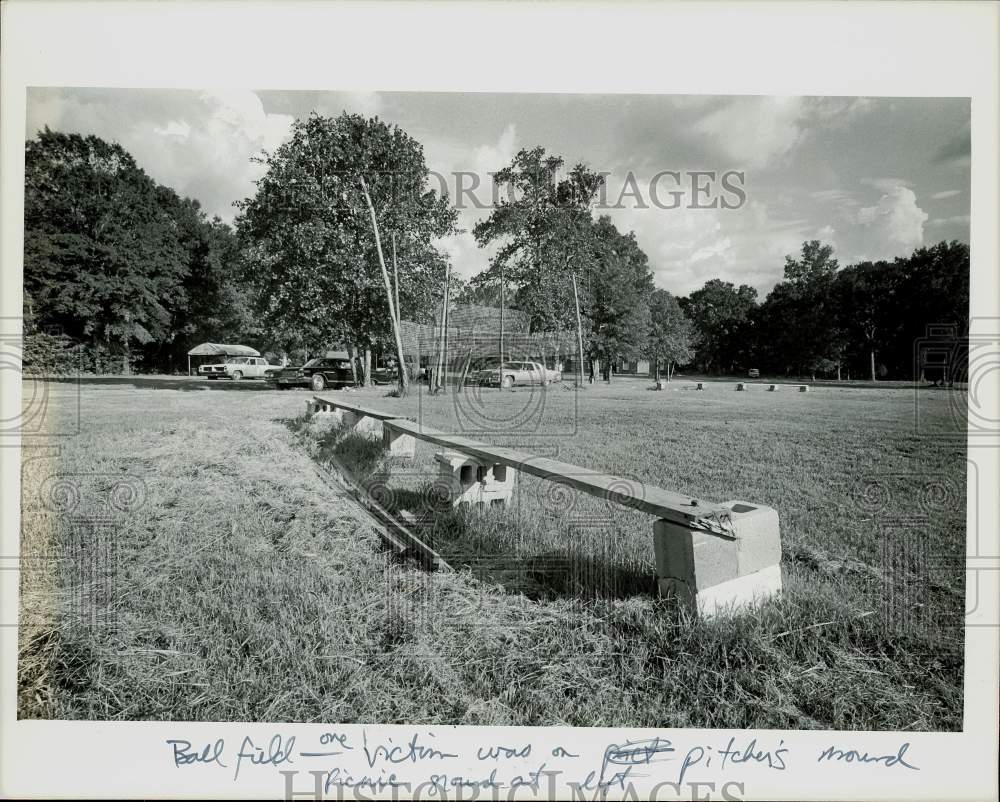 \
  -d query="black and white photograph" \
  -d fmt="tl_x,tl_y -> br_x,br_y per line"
1,3 -> 997,801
